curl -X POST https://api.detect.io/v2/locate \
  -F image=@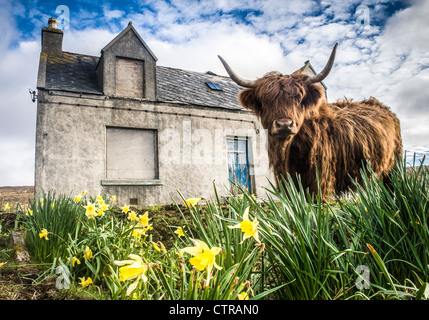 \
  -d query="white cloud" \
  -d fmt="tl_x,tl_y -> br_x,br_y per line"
0,33 -> 39,185
0,137 -> 35,186
383,1 -> 429,52
62,28 -> 116,56
348,0 -> 429,149
144,21 -> 291,79
103,6 -> 125,20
